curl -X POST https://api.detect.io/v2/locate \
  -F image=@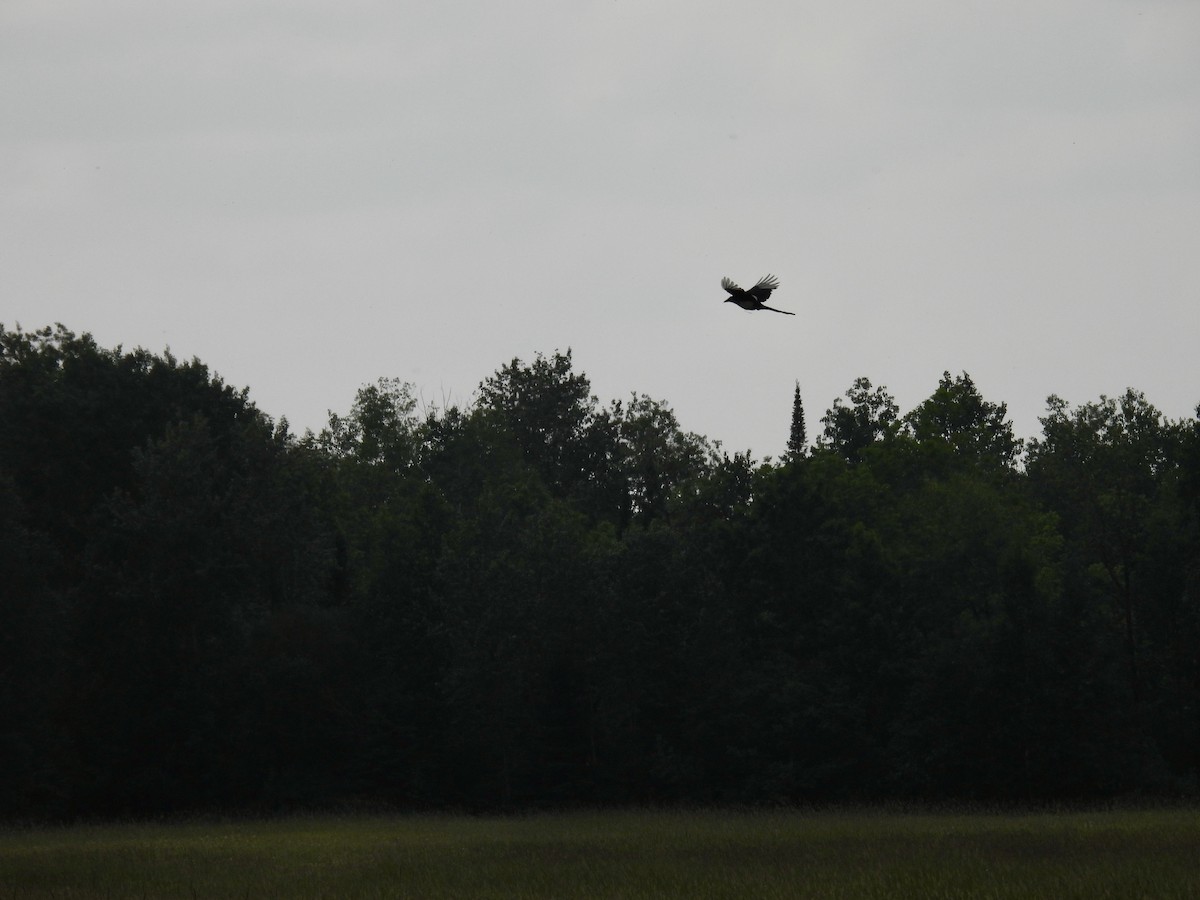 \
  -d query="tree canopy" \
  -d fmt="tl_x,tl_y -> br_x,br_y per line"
2,323 -> 1197,817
